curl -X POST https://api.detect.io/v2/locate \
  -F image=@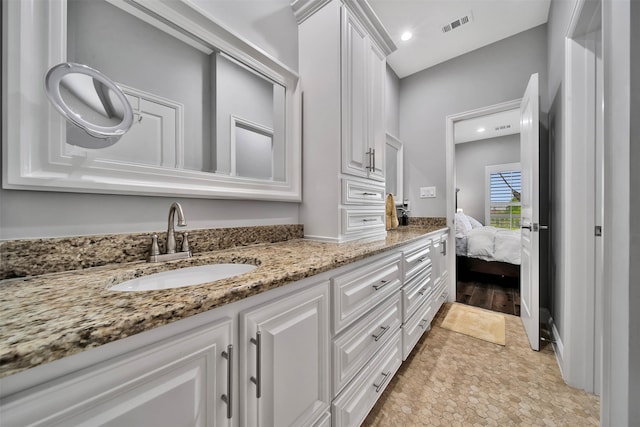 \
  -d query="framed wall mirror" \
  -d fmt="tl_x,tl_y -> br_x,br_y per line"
3,0 -> 301,201
385,133 -> 404,205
